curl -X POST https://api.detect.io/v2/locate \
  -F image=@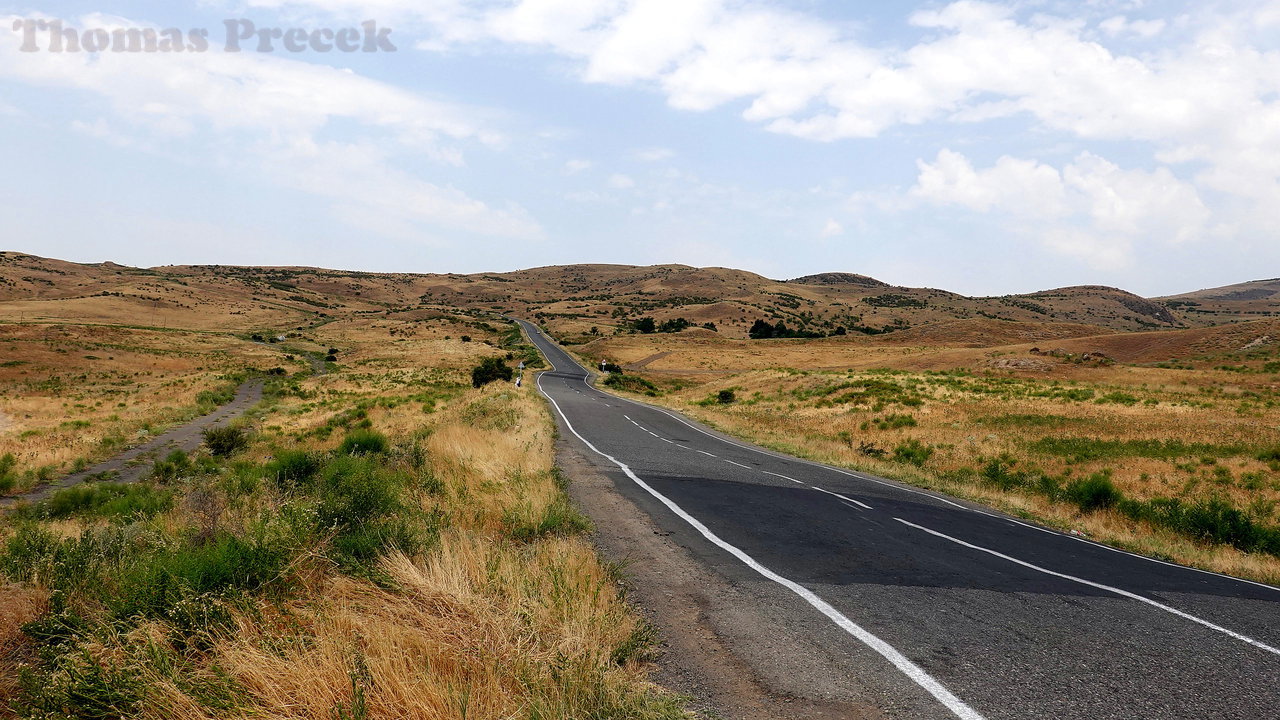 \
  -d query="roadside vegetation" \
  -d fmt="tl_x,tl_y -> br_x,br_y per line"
0,318 -> 687,720
585,342 -> 1280,584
